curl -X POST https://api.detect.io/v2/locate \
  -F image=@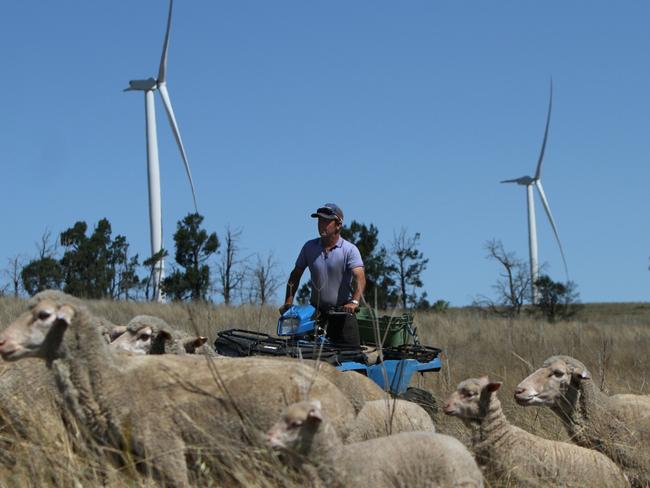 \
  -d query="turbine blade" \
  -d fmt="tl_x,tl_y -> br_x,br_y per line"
158,0 -> 174,84
534,79 -> 553,180
535,180 -> 568,278
158,83 -> 198,212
